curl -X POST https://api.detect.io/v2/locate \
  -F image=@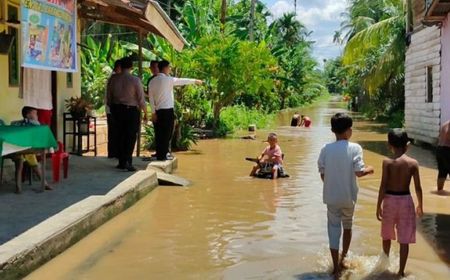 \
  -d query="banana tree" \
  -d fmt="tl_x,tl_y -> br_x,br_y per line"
80,35 -> 128,109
